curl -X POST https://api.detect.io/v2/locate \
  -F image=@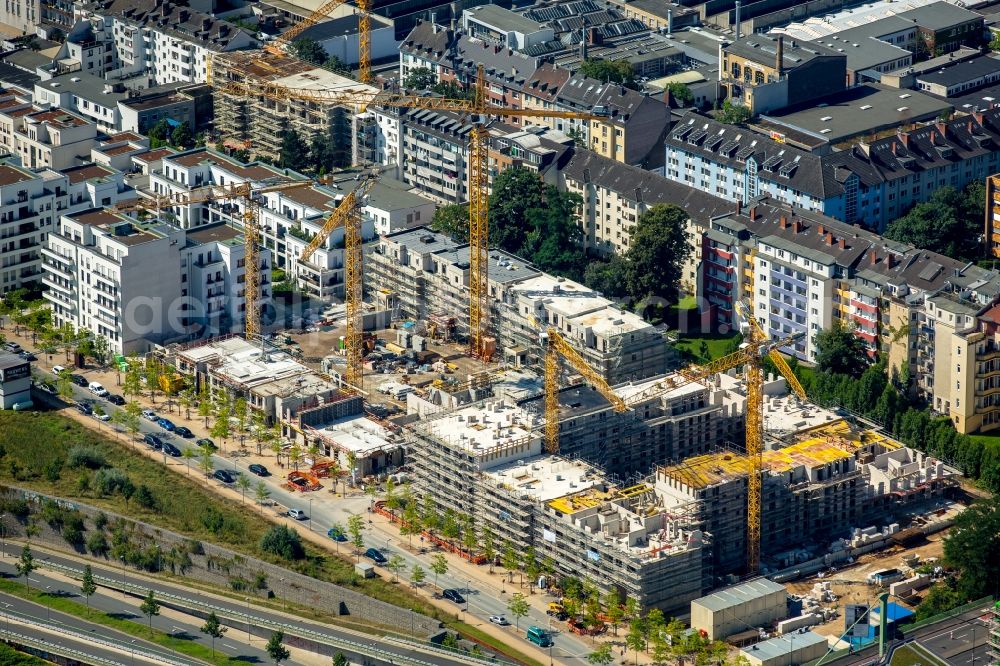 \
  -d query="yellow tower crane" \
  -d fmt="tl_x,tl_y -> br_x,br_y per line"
114,179 -> 320,340
297,172 -> 380,390
214,68 -> 605,359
